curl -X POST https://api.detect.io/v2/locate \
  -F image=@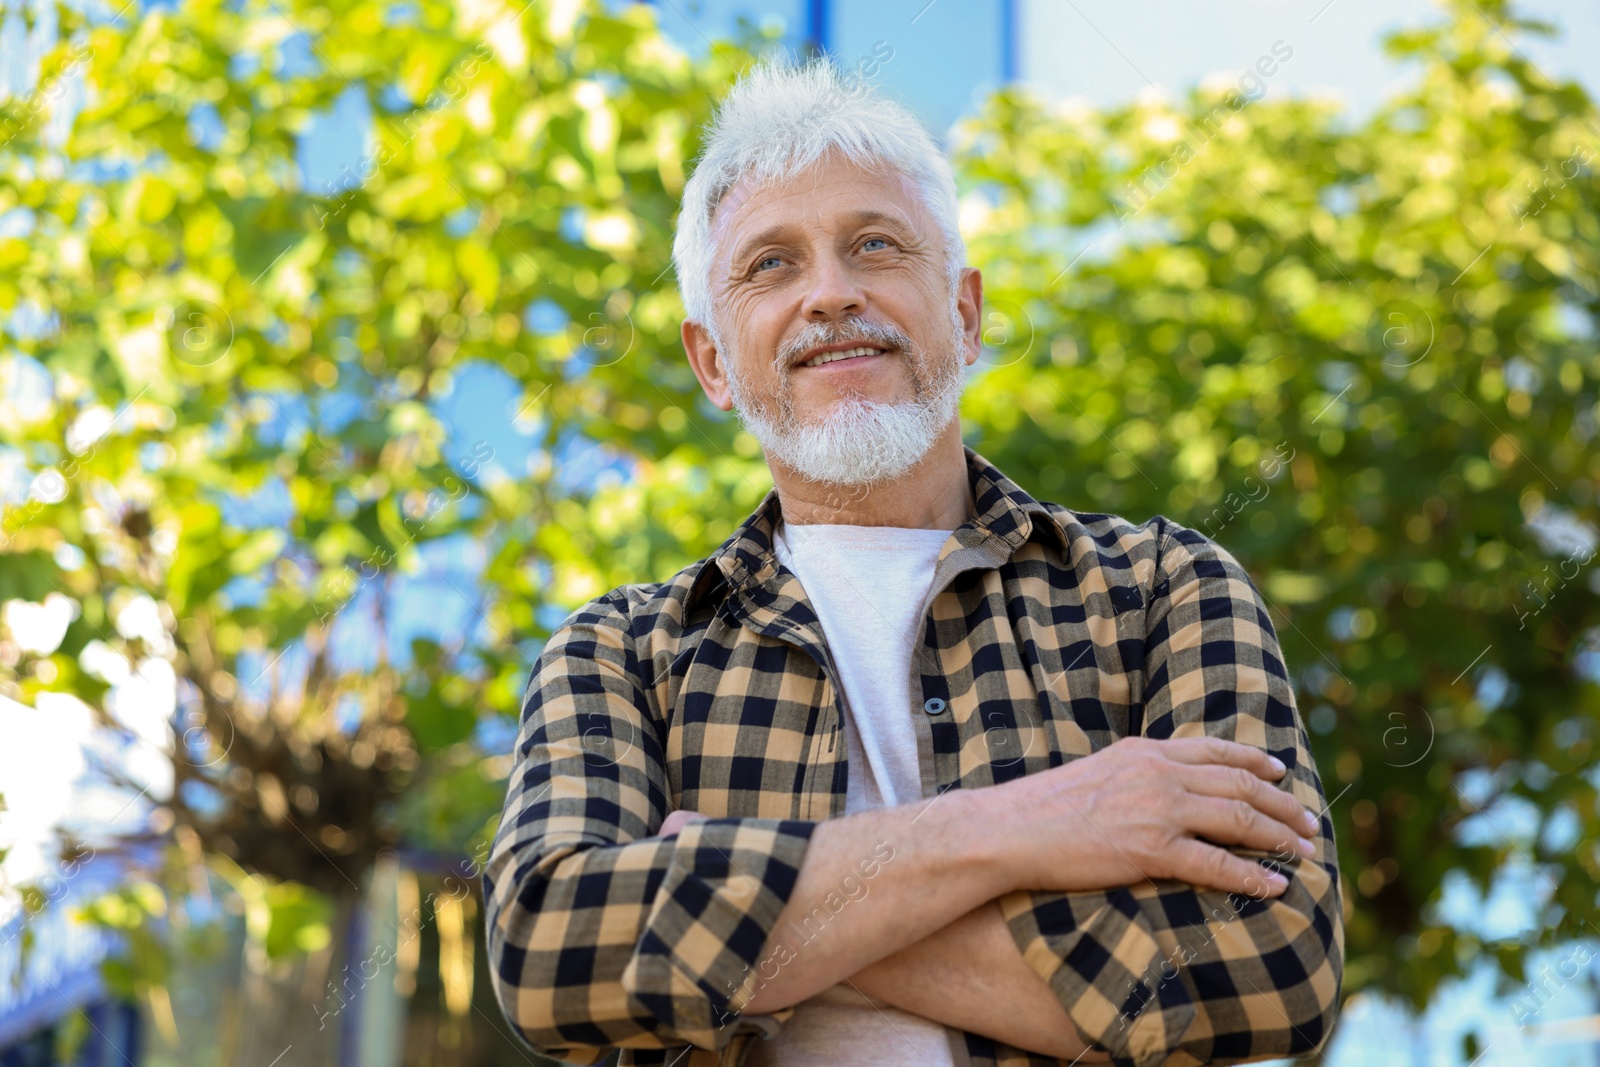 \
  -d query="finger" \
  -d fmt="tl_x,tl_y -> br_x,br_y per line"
661,810 -> 702,836
1166,838 -> 1290,898
1183,763 -> 1320,840
1158,736 -> 1286,780
665,809 -> 711,834
1183,796 -> 1316,859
